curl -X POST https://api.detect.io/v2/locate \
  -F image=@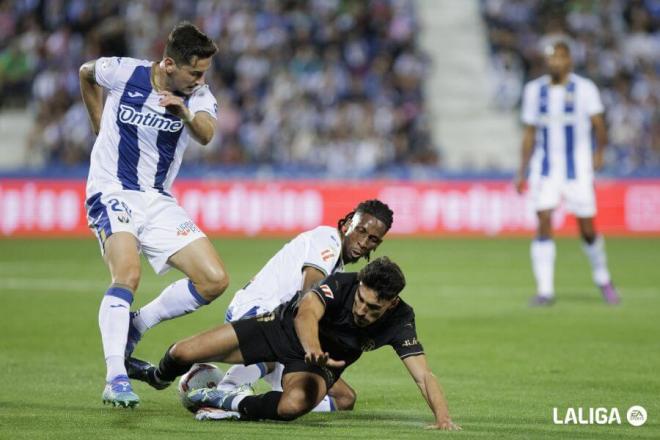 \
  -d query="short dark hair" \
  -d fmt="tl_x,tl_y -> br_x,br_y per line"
164,22 -> 217,66
337,199 -> 394,232
358,256 -> 406,301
